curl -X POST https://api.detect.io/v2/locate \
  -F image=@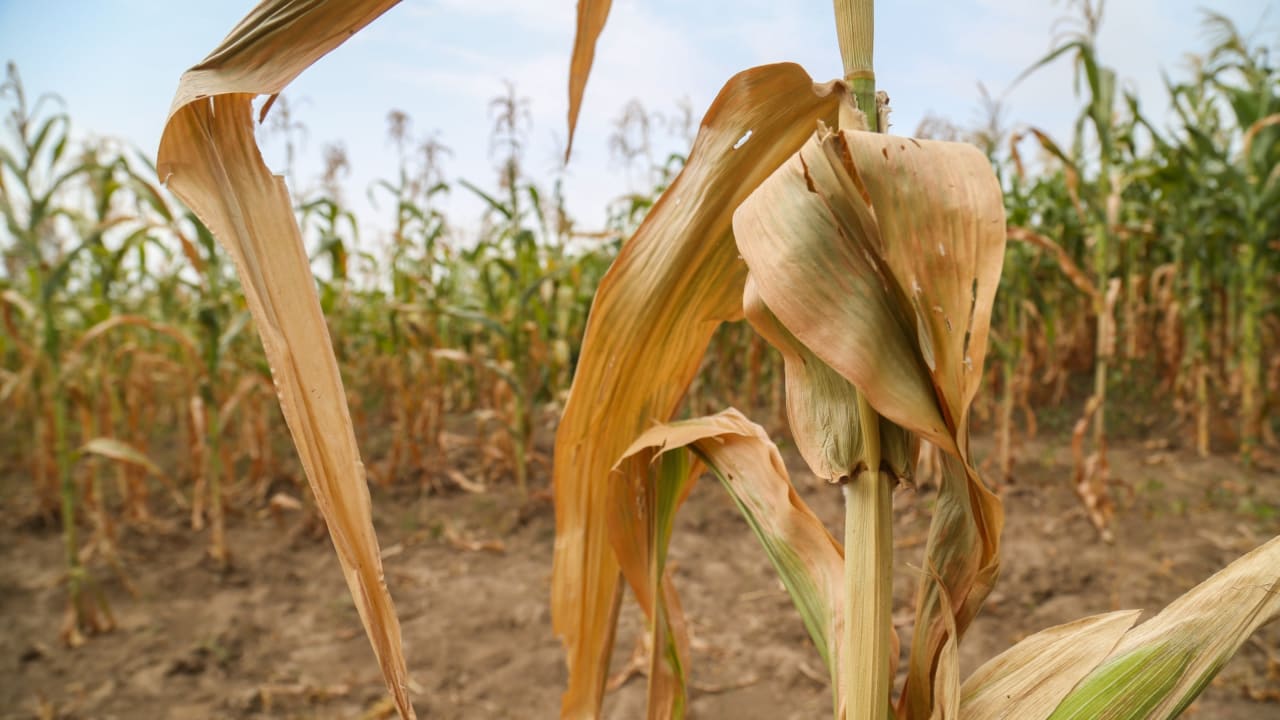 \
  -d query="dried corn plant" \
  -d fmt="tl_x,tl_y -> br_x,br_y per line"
0,0 -> 1247,716
551,1 -> 1280,719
